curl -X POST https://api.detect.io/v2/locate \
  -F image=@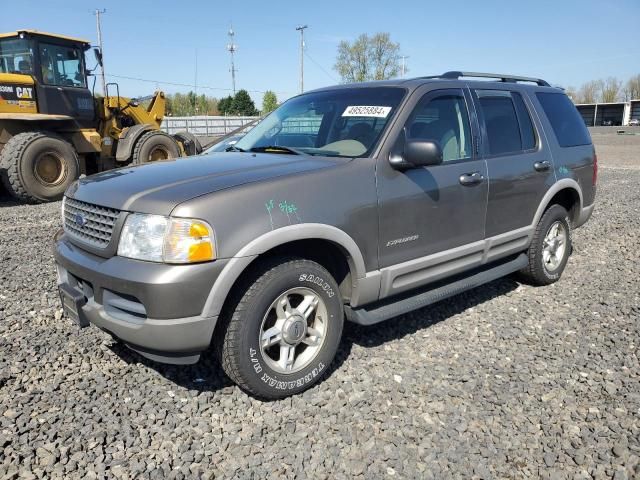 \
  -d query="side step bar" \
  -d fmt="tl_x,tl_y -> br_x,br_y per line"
345,253 -> 528,326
